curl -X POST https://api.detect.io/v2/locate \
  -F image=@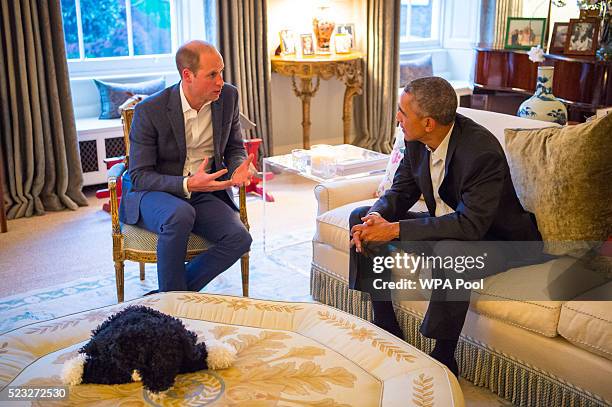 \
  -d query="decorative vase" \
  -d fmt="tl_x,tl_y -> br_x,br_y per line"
517,66 -> 567,125
312,6 -> 335,54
